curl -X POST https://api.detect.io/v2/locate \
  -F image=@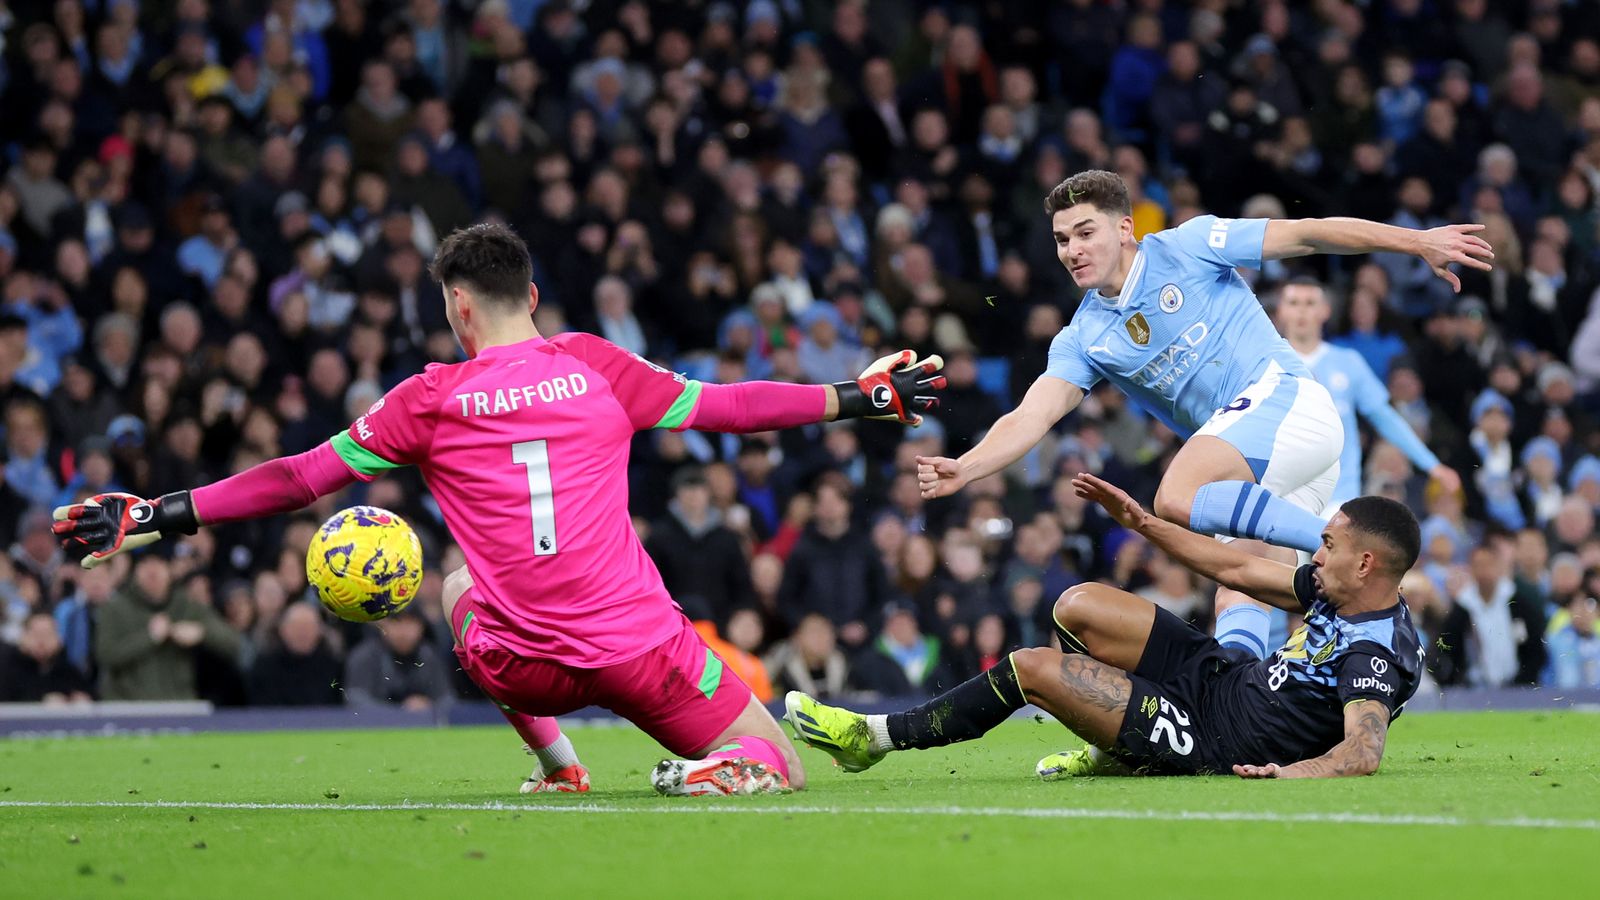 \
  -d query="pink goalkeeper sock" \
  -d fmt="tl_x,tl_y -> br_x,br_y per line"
707,735 -> 790,780
501,708 -> 564,751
